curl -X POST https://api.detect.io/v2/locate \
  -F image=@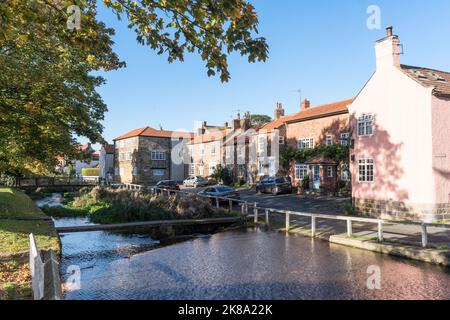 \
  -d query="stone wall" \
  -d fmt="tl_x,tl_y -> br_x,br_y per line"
353,197 -> 450,222
137,136 -> 171,184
